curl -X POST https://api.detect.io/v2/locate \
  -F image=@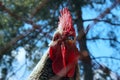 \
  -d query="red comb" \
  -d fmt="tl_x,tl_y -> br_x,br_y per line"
58,8 -> 75,36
